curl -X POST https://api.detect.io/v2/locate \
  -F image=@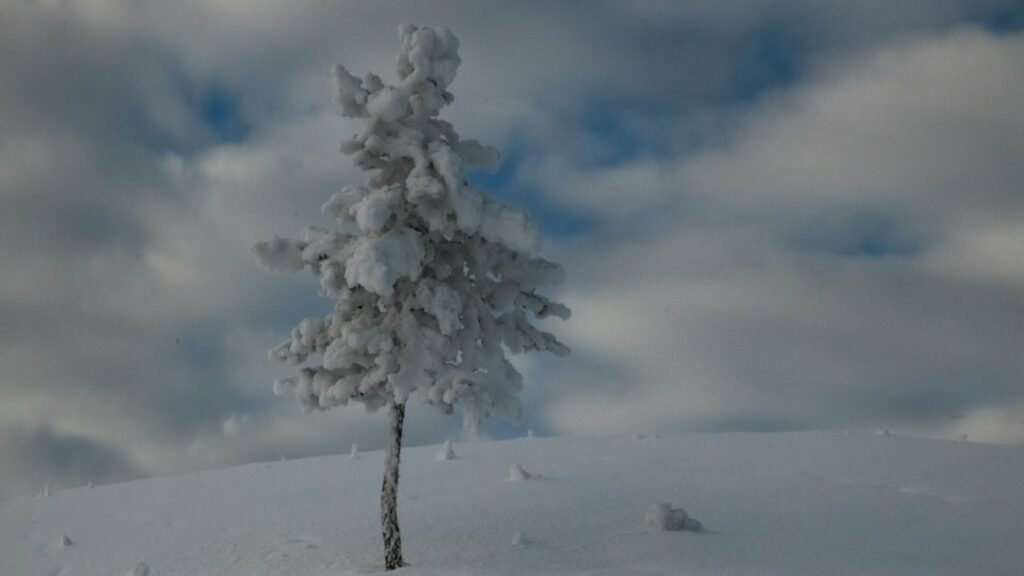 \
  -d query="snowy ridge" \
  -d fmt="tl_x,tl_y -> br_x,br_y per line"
2,432 -> 1022,575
